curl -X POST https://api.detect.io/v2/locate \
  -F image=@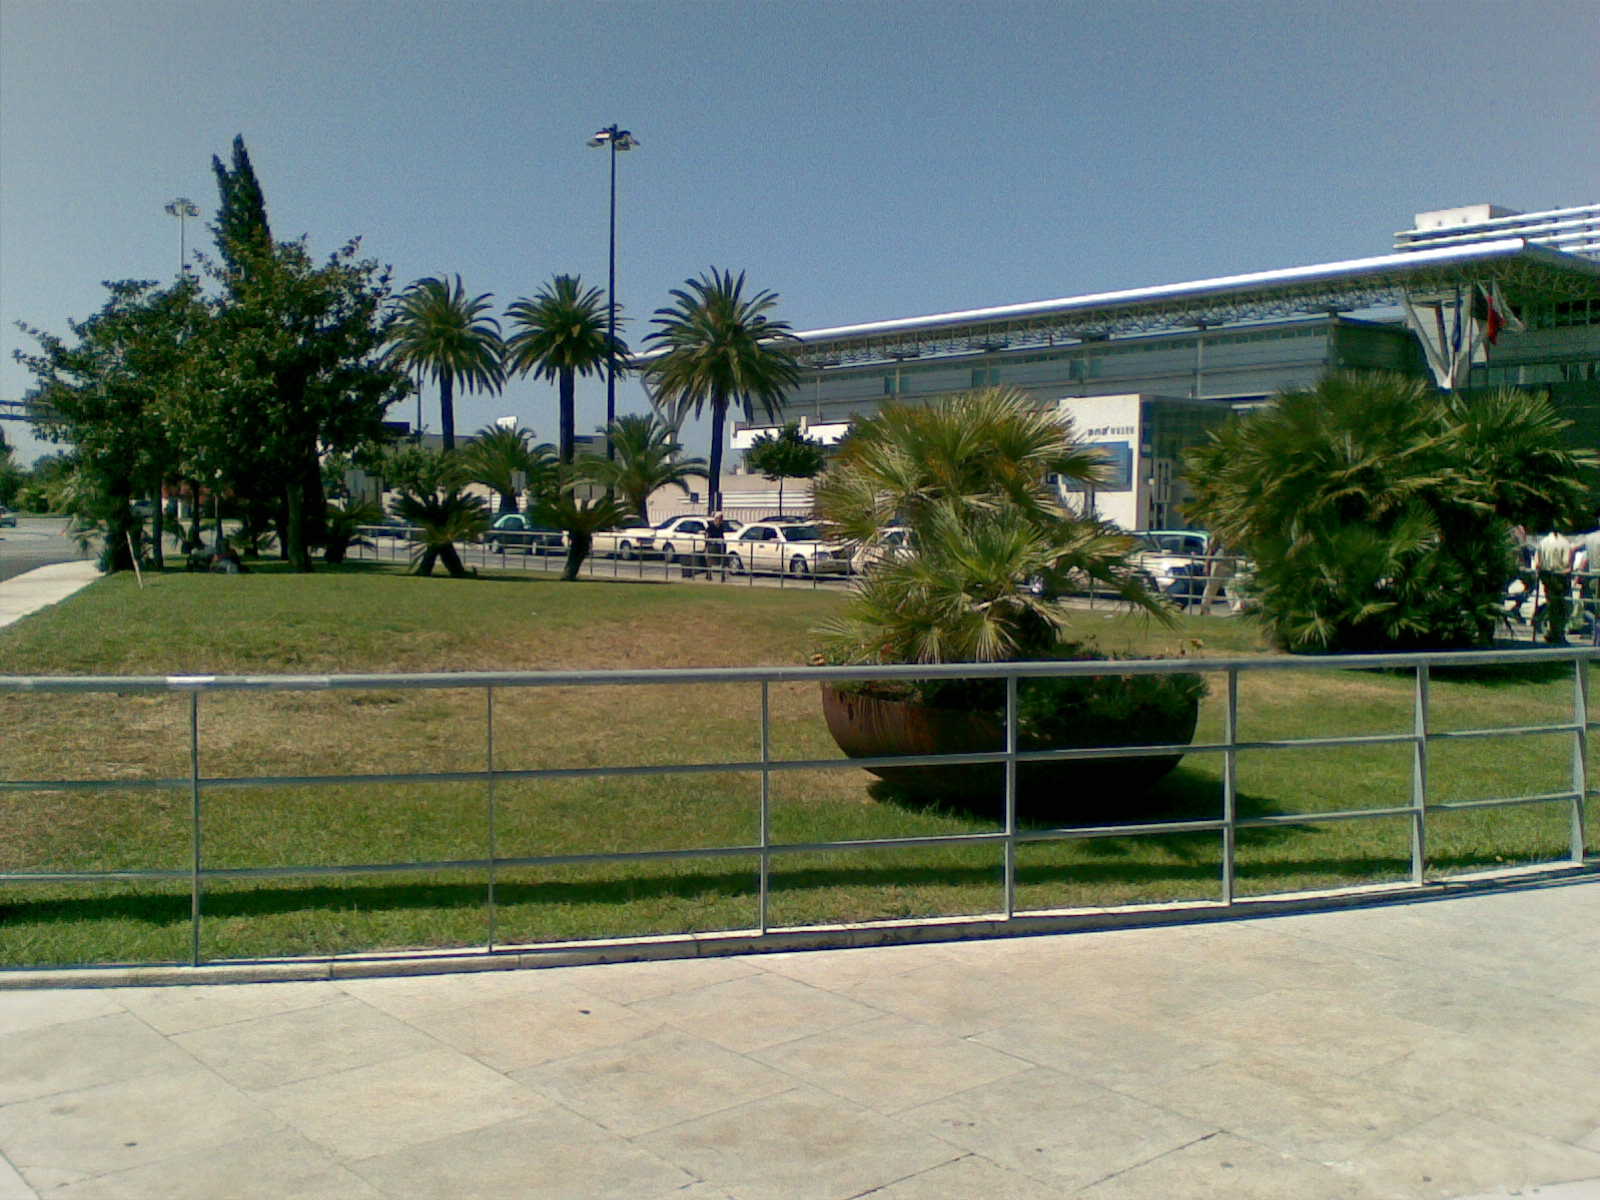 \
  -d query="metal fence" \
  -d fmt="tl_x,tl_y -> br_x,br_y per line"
2,647 -> 1593,969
